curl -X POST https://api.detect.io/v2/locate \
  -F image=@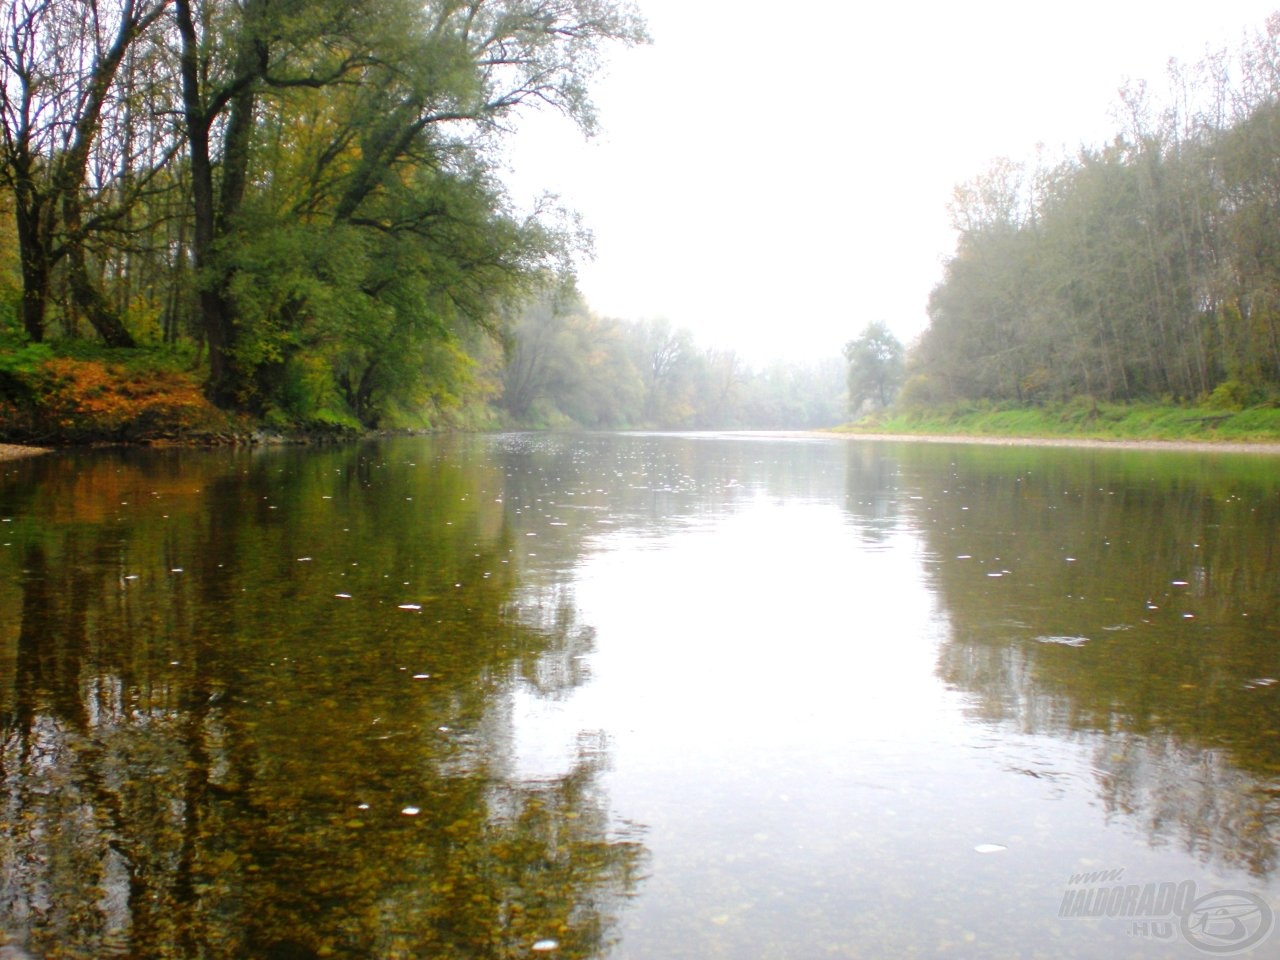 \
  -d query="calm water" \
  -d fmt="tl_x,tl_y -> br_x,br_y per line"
2,433 -> 1279,959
